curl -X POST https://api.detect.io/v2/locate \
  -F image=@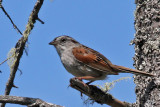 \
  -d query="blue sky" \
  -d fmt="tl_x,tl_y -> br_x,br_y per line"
0,0 -> 136,107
